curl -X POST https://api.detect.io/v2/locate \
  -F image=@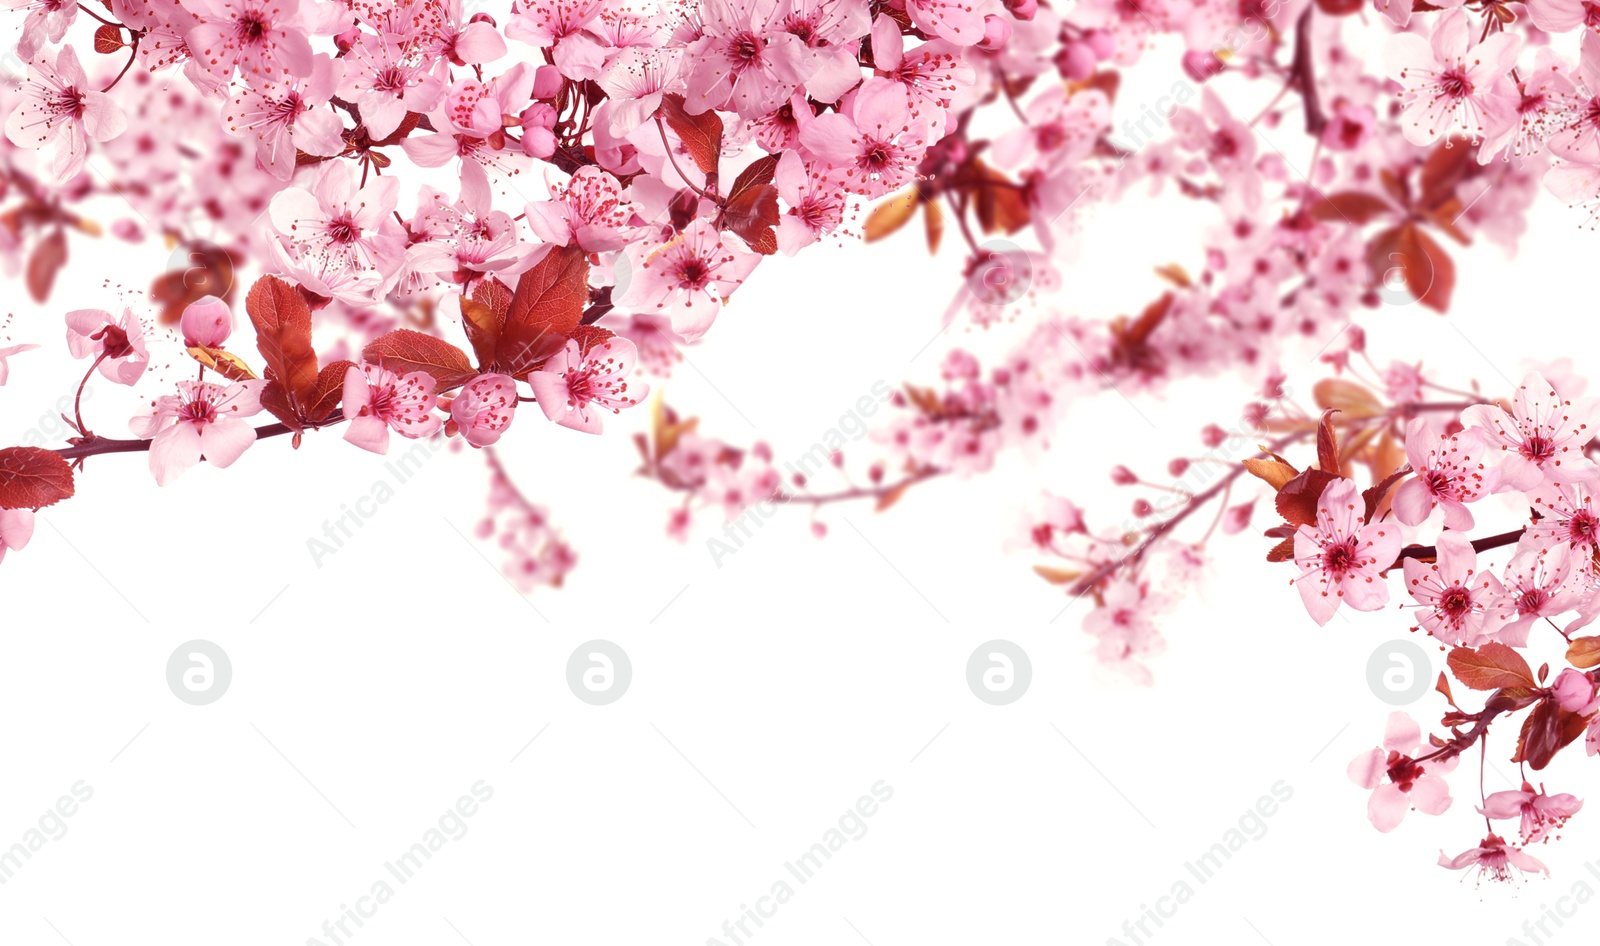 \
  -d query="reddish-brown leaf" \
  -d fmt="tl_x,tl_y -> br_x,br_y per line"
93,23 -> 124,52
1316,409 -> 1340,475
660,93 -> 723,175
26,229 -> 67,304
258,380 -> 303,434
1265,536 -> 1296,563
1448,642 -> 1537,691
304,360 -> 354,423
186,345 -> 258,383
924,198 -> 944,254
718,158 -> 781,256
1274,468 -> 1341,529
460,278 -> 512,369
1566,636 -> 1600,670
1514,698 -> 1590,770
246,275 -> 319,412
864,188 -> 919,243
1368,223 -> 1454,313
0,447 -> 75,510
149,241 -> 235,325
971,161 -> 1030,235
499,245 -> 589,377
363,329 -> 477,390
1362,464 -> 1412,523
568,324 -> 616,354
